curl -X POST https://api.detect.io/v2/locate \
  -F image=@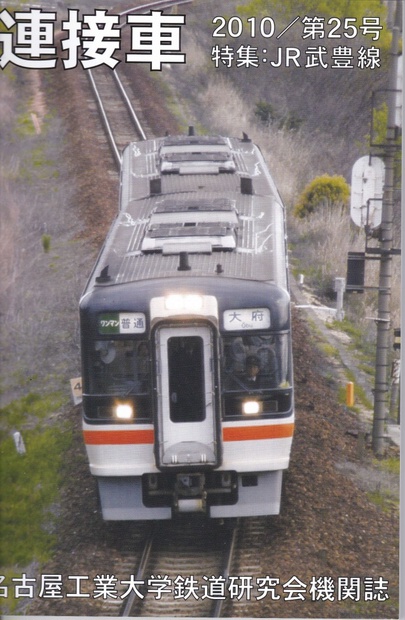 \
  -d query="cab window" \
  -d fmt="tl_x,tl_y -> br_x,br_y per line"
90,339 -> 150,395
222,334 -> 289,392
